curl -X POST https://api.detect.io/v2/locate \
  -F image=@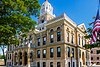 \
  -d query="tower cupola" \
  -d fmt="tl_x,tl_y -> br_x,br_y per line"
40,0 -> 53,15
